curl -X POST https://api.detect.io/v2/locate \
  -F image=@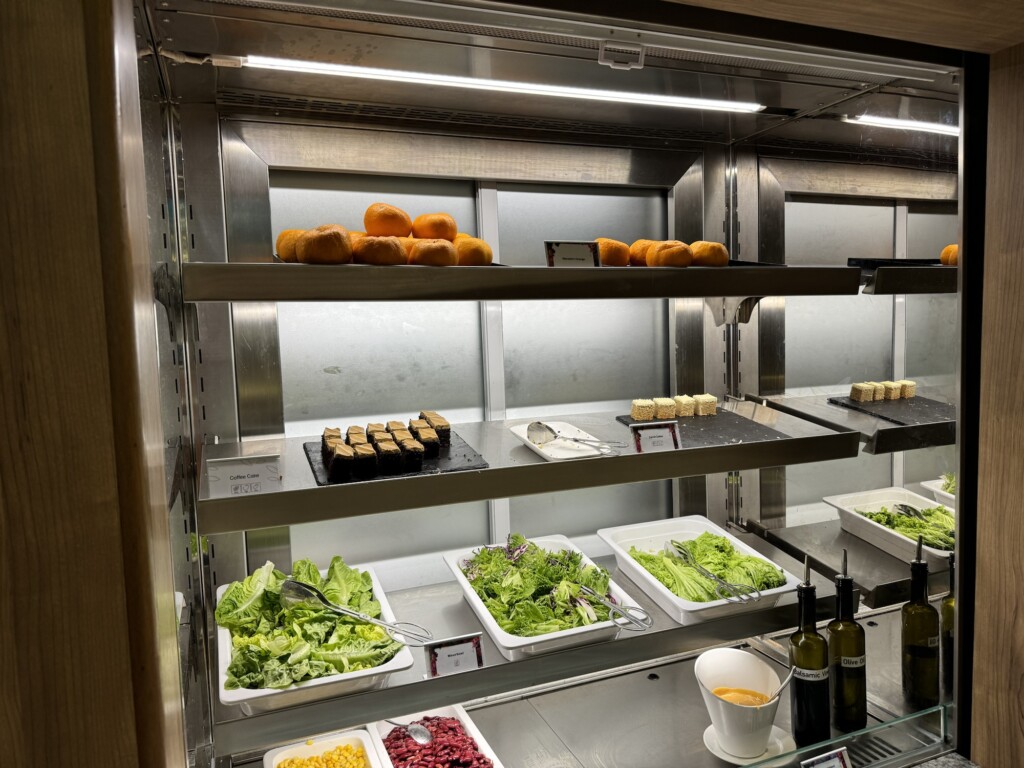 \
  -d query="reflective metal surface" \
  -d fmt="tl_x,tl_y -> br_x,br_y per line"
196,404 -> 859,534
